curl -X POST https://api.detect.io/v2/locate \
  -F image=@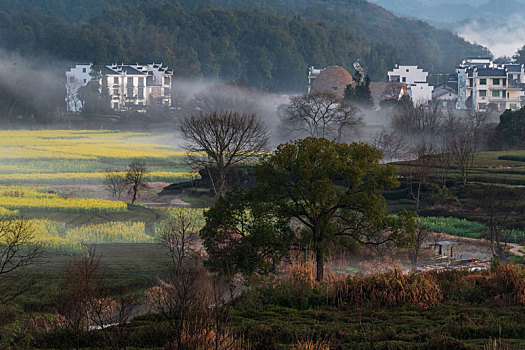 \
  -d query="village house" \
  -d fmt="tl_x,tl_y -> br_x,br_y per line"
432,84 -> 459,109
387,65 -> 434,106
456,58 -> 525,112
66,63 -> 173,112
